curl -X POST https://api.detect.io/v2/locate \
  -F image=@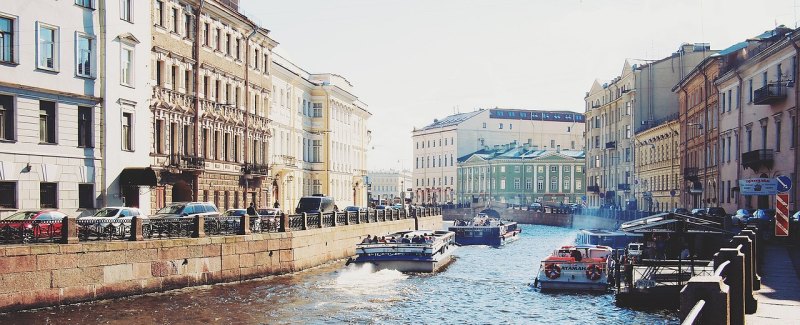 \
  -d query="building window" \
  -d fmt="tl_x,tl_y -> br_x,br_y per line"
215,28 -> 221,51
500,179 -> 506,190
184,13 -> 192,38
155,119 -> 164,154
312,140 -> 321,162
0,16 -> 15,63
235,38 -> 240,60
225,33 -> 231,55
746,128 -> 752,152
77,106 -> 92,147
0,94 -> 13,140
514,178 -> 521,190
550,166 -> 557,172
76,33 -> 93,77
563,178 -> 571,190
154,0 -> 164,26
482,122 -> 486,129
748,79 -> 753,102
120,0 -> 132,22
121,45 -> 134,86
37,23 -> 58,70
550,178 -> 558,191
171,8 -> 179,33
0,181 -> 15,208
75,0 -> 93,9
40,182 -> 57,208
550,140 -> 555,148
312,102 -> 323,117
499,123 -> 503,129
39,100 -> 56,144
78,184 -> 94,209
525,178 -> 532,190
122,112 -> 133,151
203,22 -> 209,46
537,180 -> 544,191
